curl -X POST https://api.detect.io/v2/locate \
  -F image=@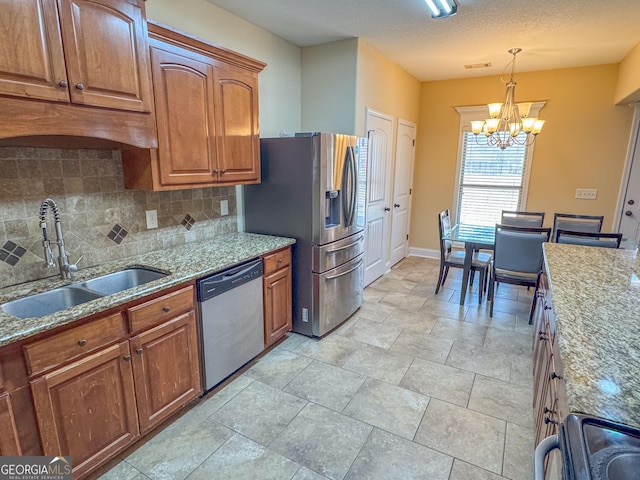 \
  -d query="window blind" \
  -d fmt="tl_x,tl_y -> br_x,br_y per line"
457,131 -> 529,226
